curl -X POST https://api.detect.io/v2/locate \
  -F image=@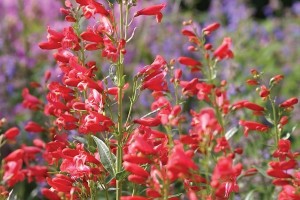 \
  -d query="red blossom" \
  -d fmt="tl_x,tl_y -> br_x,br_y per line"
259,85 -> 270,99
4,127 -> 19,141
123,161 -> 149,178
41,188 -> 60,200
279,97 -> 298,109
3,160 -> 25,187
25,121 -> 45,133
211,156 -> 242,199
134,4 -> 167,23
202,22 -> 220,35
133,117 -> 161,127
239,120 -> 269,137
22,88 -> 43,110
178,56 -> 202,72
213,37 -> 234,60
